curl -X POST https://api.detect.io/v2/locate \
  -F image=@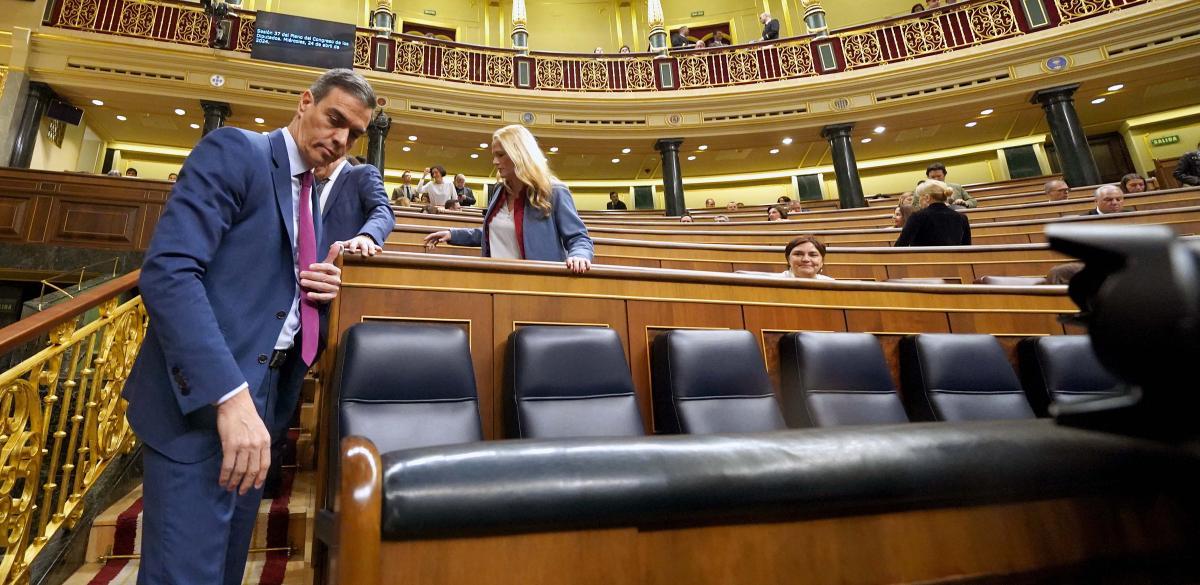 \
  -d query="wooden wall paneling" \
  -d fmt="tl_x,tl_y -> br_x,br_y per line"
731,262 -> 789,274
47,199 -> 141,247
946,311 -> 1066,336
26,195 -> 54,243
659,259 -> 734,272
492,294 -> 631,438
742,306 -> 848,396
596,255 -> 662,268
969,259 -> 1062,280
0,195 -> 32,240
625,301 -> 746,432
883,260 -> 974,283
330,287 -> 497,438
